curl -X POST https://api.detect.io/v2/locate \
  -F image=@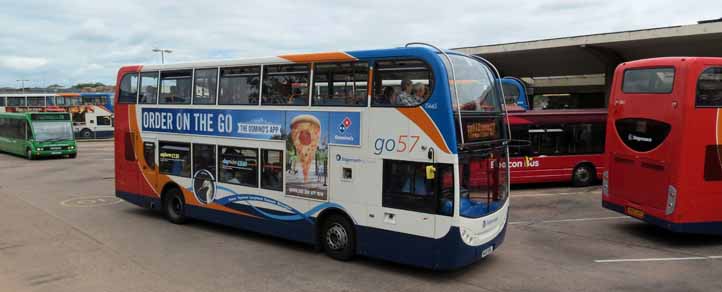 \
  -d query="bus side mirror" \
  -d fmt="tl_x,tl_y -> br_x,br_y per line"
426,165 -> 436,180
